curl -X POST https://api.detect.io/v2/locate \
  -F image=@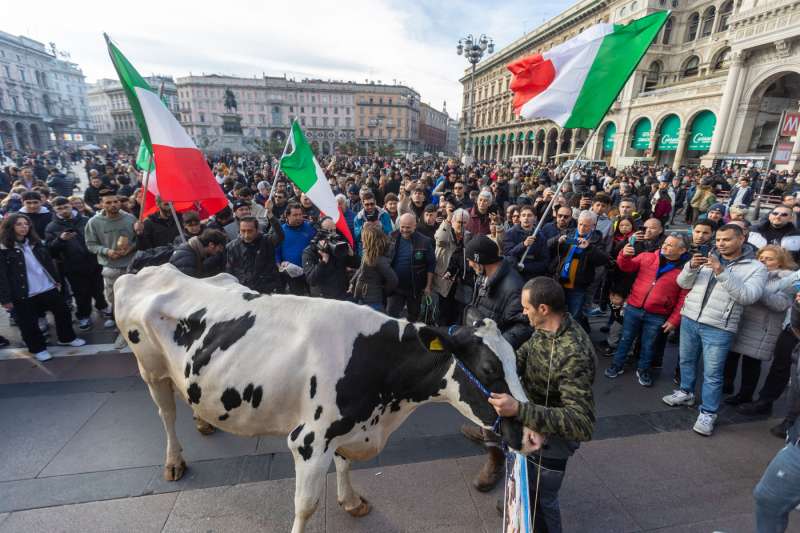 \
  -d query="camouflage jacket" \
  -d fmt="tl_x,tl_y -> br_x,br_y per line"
515,313 -> 596,458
